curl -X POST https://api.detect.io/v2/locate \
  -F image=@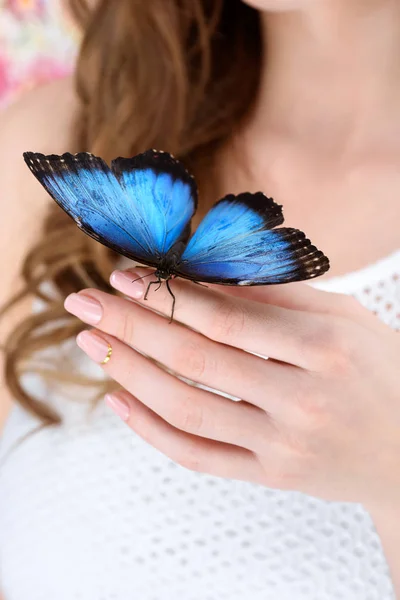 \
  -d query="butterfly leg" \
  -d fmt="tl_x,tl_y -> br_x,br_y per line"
144,279 -> 161,302
166,279 -> 176,323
